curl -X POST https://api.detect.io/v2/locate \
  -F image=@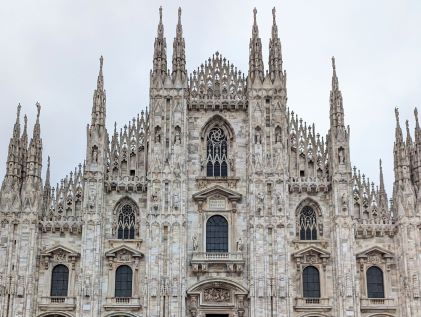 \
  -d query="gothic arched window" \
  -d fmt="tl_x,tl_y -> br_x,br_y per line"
206,215 -> 228,252
366,266 -> 384,298
115,265 -> 133,298
299,206 -> 318,240
206,127 -> 228,177
50,264 -> 69,297
303,266 -> 320,298
117,204 -> 135,239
